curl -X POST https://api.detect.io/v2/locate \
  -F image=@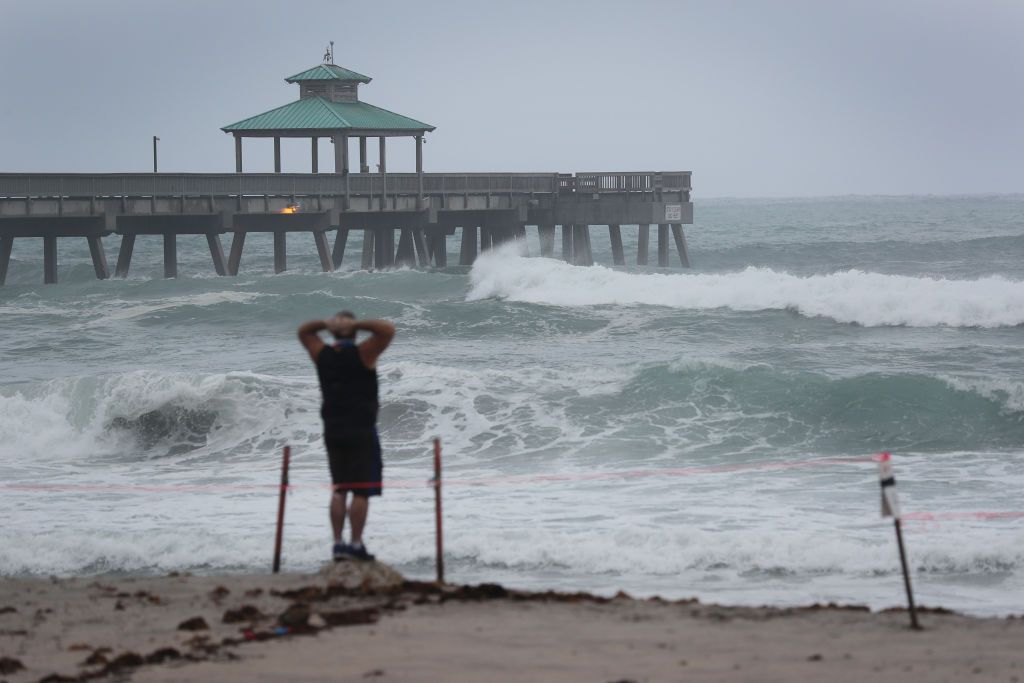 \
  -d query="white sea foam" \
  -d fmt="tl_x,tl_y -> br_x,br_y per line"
940,375 -> 1024,413
0,370 -> 313,464
467,249 -> 1024,328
